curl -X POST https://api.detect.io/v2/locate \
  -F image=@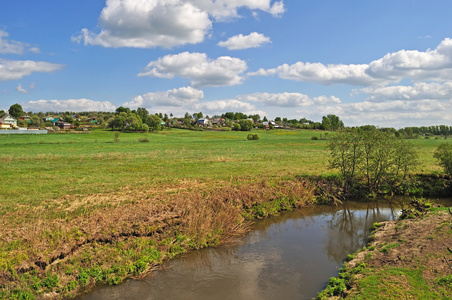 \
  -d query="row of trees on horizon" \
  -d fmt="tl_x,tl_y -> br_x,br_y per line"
2,103 -> 452,138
